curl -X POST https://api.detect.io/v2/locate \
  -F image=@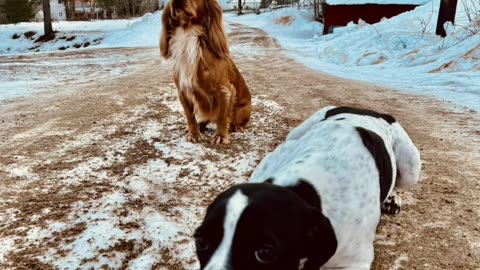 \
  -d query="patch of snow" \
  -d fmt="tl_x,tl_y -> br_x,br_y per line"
2,162 -> 40,188
254,95 -> 284,112
5,164 -> 35,178
49,192 -> 130,269
142,121 -> 163,143
423,221 -> 448,228
0,237 -> 15,262
58,220 -> 126,267
376,240 -> 397,246
375,233 -> 397,247
391,254 -> 409,270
